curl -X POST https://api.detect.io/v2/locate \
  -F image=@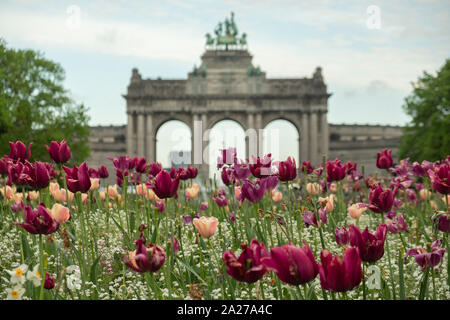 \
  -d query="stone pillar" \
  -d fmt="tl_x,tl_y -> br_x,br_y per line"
146,113 -> 154,161
192,113 -> 201,165
246,113 -> 255,158
310,112 -> 318,165
255,113 -> 263,157
126,112 -> 134,156
137,113 -> 145,157
200,113 -> 209,181
301,113 -> 309,163
321,111 -> 329,160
